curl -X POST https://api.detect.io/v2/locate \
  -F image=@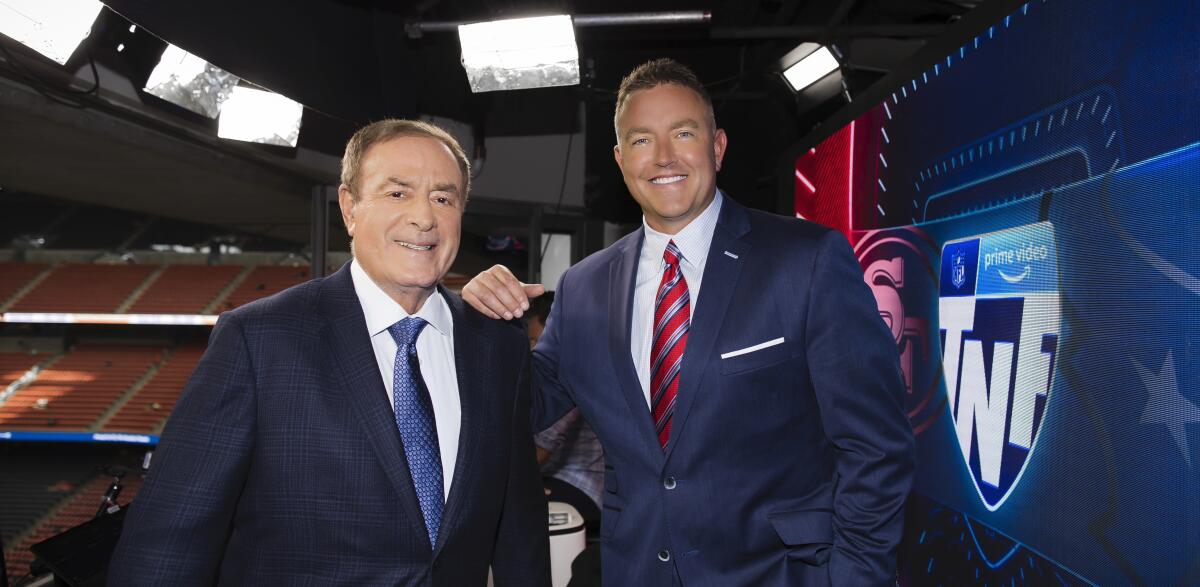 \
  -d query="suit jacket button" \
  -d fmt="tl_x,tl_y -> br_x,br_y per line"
663,476 -> 677,490
658,549 -> 671,562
